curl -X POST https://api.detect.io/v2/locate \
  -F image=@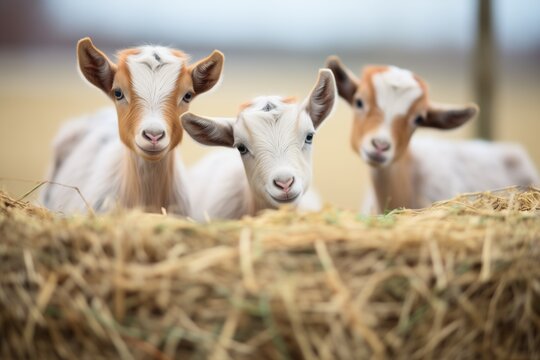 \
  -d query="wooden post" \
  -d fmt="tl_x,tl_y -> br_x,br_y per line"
474,0 -> 495,140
